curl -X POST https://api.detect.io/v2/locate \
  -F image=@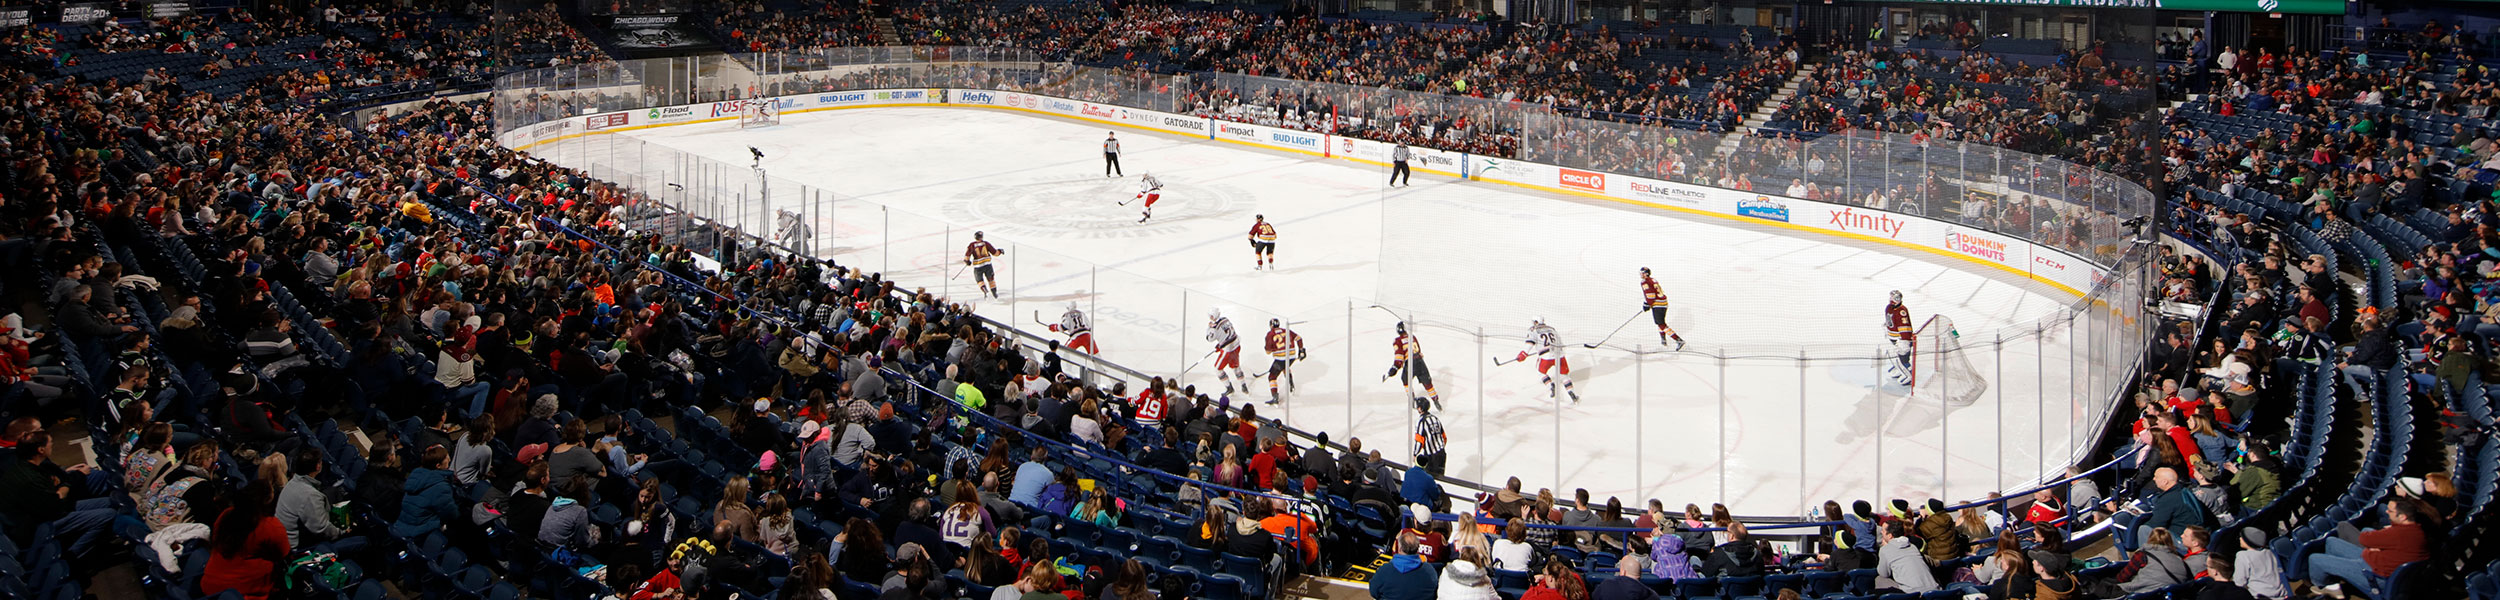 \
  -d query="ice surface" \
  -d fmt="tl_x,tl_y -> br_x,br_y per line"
577,106 -> 2097,514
